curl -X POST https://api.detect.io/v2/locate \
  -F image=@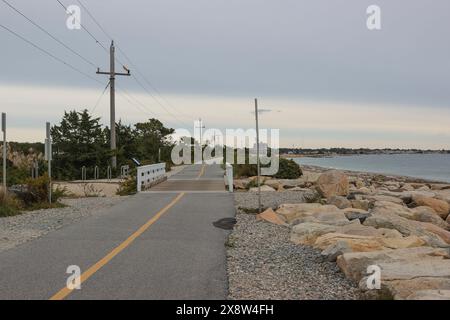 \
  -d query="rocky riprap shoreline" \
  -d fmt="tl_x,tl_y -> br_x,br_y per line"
230,168 -> 450,300
227,212 -> 361,300
0,197 -> 127,253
